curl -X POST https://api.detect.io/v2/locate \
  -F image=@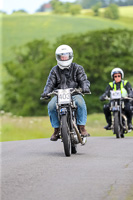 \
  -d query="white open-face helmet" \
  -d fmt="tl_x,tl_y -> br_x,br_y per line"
111,68 -> 124,79
55,44 -> 73,69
